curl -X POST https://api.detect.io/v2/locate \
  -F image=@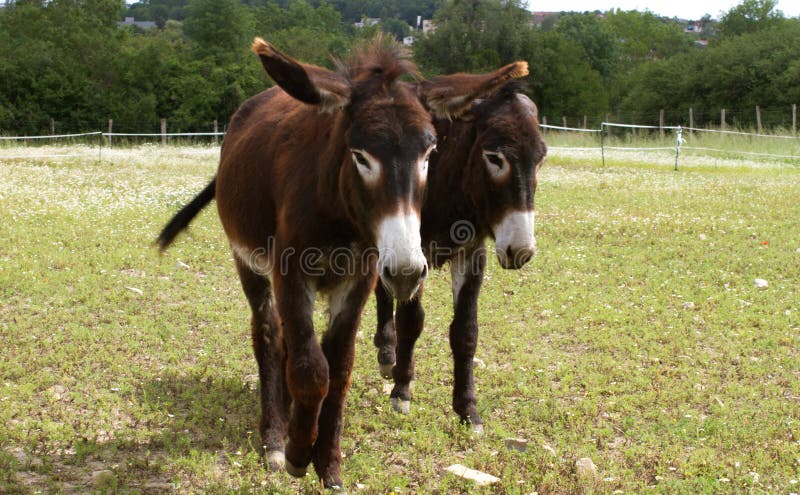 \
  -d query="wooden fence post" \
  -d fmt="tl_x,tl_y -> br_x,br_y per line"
689,107 -> 694,134
721,109 -> 726,130
605,113 -> 611,138
659,109 -> 665,139
213,119 -> 219,146
542,116 -> 547,134
583,115 -> 588,130
50,117 -> 55,145
756,105 -> 762,134
160,118 -> 167,145
562,116 -> 567,129
792,104 -> 797,136
632,112 -> 636,138
108,119 -> 113,148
